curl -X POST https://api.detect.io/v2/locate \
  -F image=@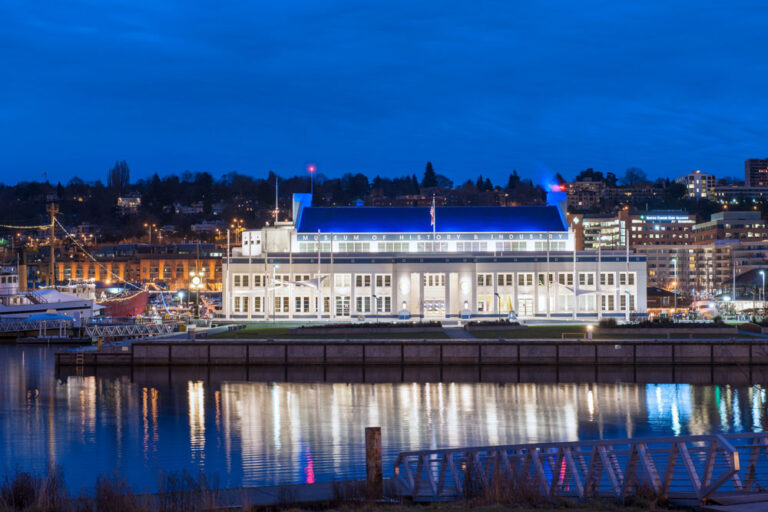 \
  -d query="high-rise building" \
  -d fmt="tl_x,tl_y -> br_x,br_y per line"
578,210 -> 695,249
692,211 -> 768,244
745,158 -> 768,187
676,170 -> 716,199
